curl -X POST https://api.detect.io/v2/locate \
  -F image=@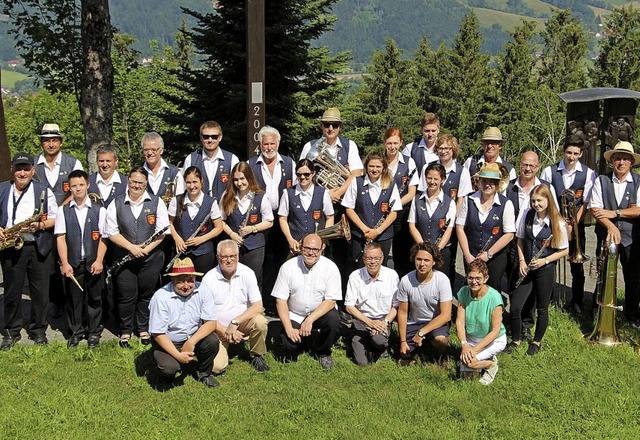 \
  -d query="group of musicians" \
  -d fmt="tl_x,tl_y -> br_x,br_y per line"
0,112 -> 637,374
